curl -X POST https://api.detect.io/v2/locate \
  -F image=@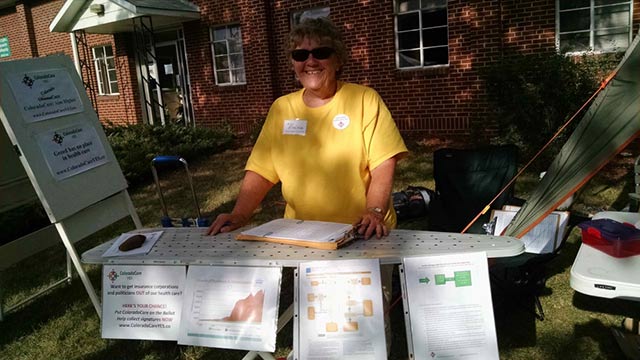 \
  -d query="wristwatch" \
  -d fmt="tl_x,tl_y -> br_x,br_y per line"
367,207 -> 384,217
